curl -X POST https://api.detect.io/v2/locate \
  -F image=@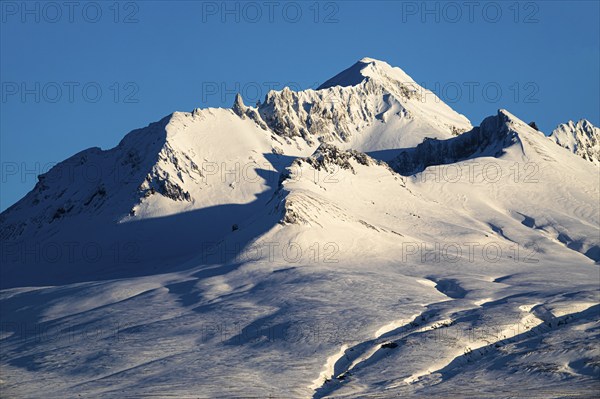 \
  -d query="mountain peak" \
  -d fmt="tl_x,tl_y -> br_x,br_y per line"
358,56 -> 380,63
246,57 -> 472,149
550,119 -> 600,164
317,57 -> 414,90
232,93 -> 246,116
